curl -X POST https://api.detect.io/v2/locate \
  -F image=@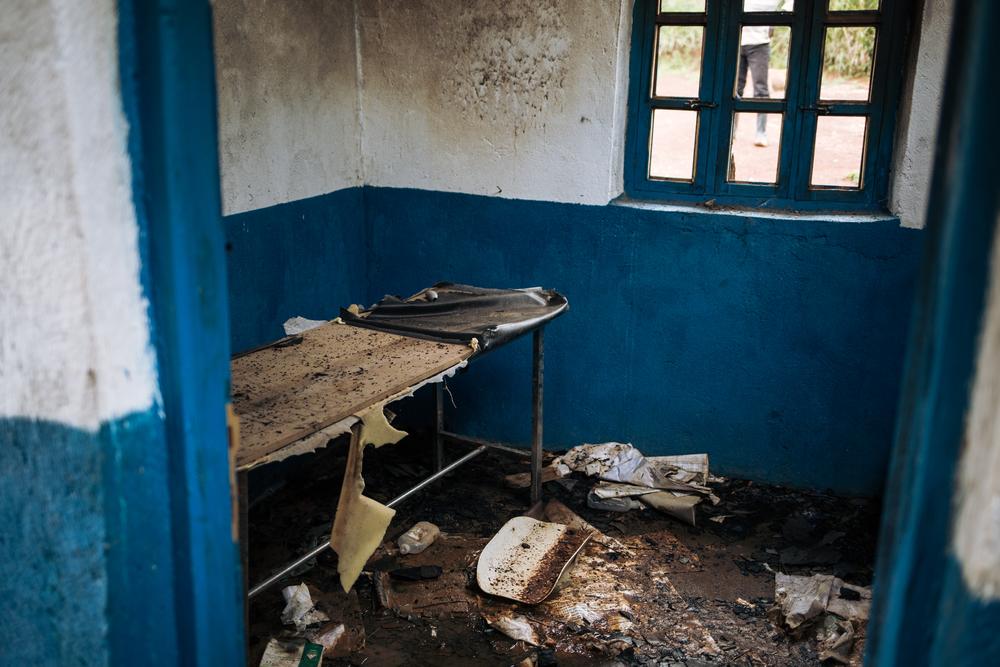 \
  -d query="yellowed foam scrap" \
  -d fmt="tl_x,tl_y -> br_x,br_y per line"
330,403 -> 408,592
